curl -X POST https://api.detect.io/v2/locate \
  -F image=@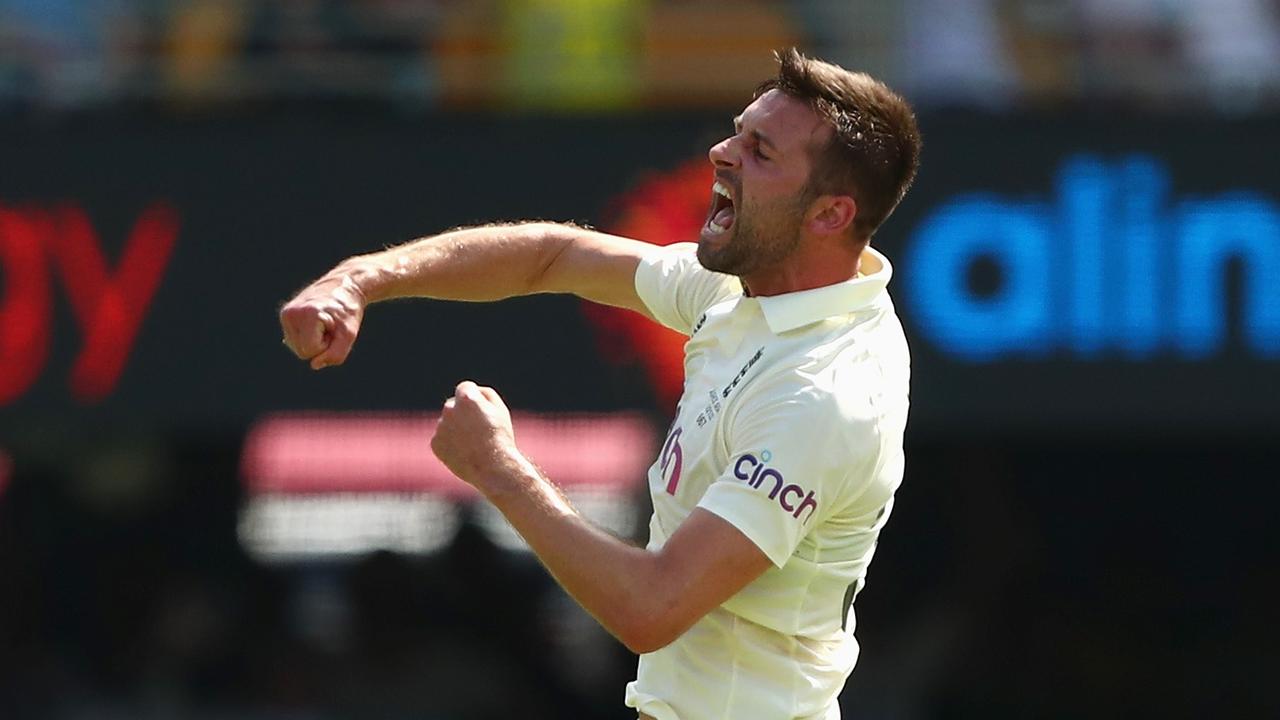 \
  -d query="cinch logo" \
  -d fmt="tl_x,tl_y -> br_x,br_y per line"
733,451 -> 817,523
904,154 -> 1280,360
